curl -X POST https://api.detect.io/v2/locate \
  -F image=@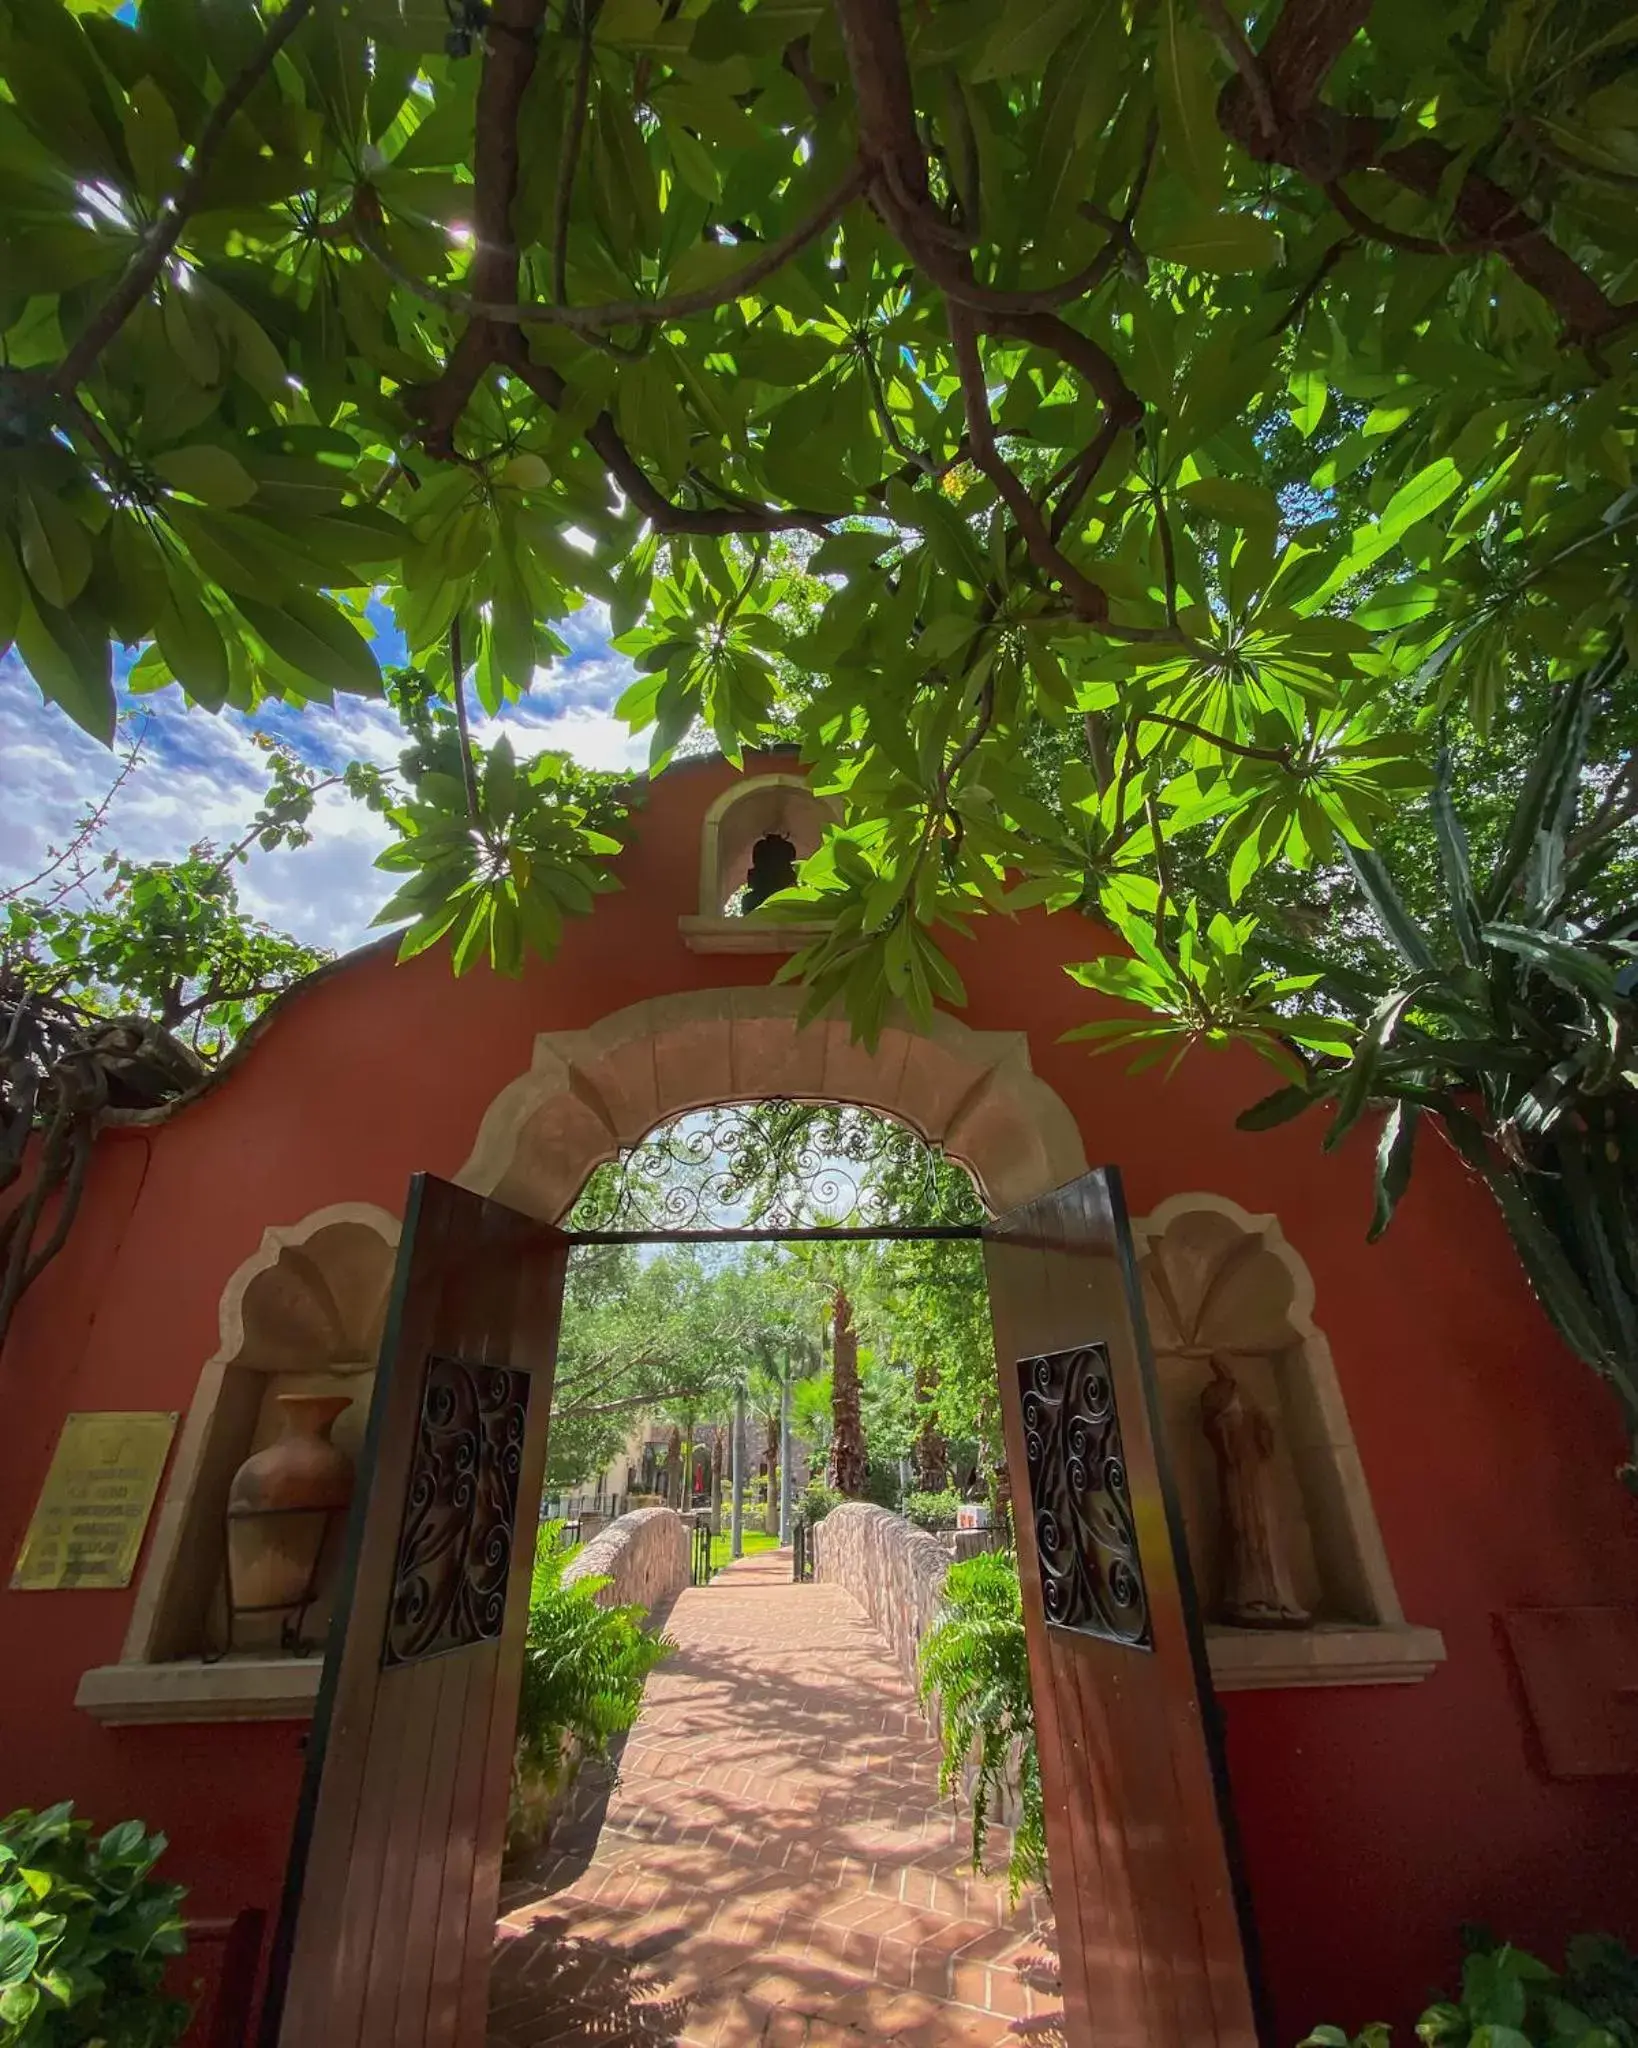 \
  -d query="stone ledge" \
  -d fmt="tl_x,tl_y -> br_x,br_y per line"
75,1619 -> 1445,1724
76,1656 -> 323,1725
1207,1622 -> 1446,1690
678,915 -> 828,954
